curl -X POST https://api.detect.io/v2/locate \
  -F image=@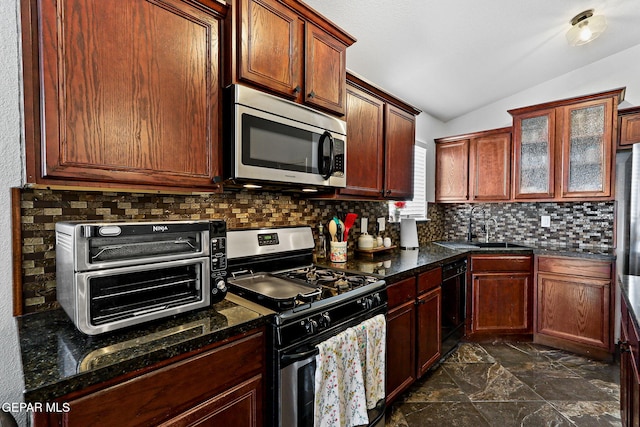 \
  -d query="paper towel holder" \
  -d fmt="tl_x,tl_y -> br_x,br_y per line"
400,218 -> 419,250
